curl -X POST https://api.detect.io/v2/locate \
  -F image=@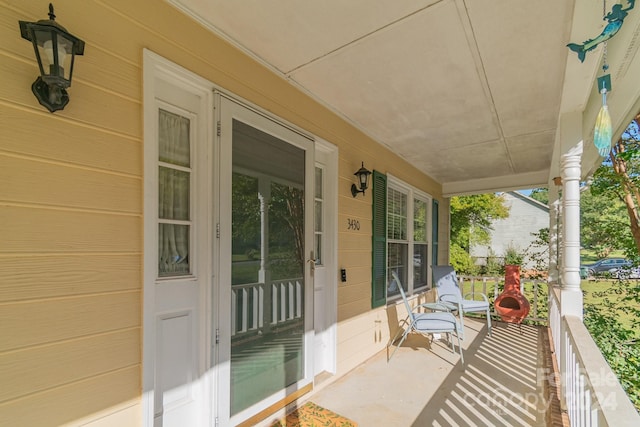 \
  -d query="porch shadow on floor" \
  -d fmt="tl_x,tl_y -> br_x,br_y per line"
309,319 -> 550,427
